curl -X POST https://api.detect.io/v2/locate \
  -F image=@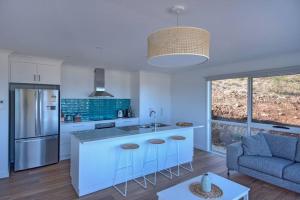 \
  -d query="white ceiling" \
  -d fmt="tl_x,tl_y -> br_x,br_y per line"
0,0 -> 300,72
